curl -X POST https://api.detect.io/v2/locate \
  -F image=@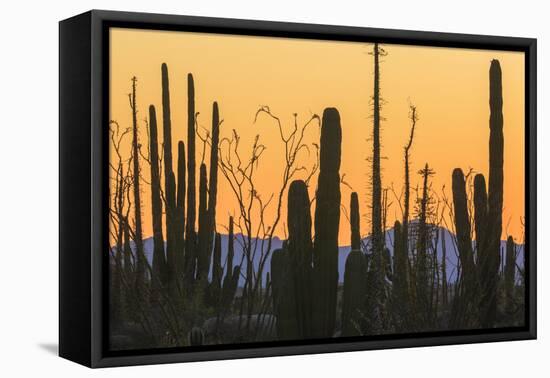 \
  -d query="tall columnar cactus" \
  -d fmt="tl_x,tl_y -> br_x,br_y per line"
194,102 -> 221,289
196,163 -> 209,281
271,248 -> 298,340
175,141 -> 186,279
451,168 -> 477,327
342,251 -> 367,336
350,192 -> 361,250
312,107 -> 342,338
452,169 -> 476,282
148,105 -> 167,292
504,236 -> 516,316
223,216 -> 235,292
220,217 -> 239,314
129,77 -> 146,289
206,102 -> 220,258
161,63 -> 177,284
450,60 -> 505,328
342,192 -> 367,336
287,180 -> 313,338
185,73 -> 197,284
474,174 -> 488,257
482,59 -> 504,328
